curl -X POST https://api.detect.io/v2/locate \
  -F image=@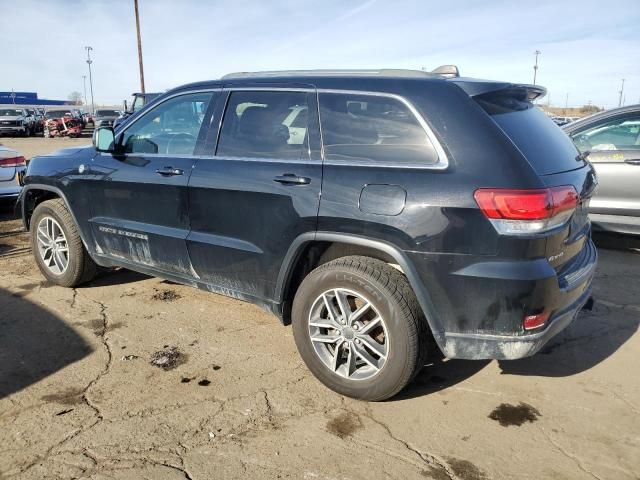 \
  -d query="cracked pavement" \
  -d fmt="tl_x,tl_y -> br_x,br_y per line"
0,203 -> 639,479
